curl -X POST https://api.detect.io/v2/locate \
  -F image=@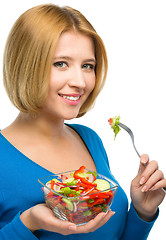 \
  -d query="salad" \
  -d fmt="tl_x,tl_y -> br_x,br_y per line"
108,116 -> 121,139
42,166 -> 117,225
